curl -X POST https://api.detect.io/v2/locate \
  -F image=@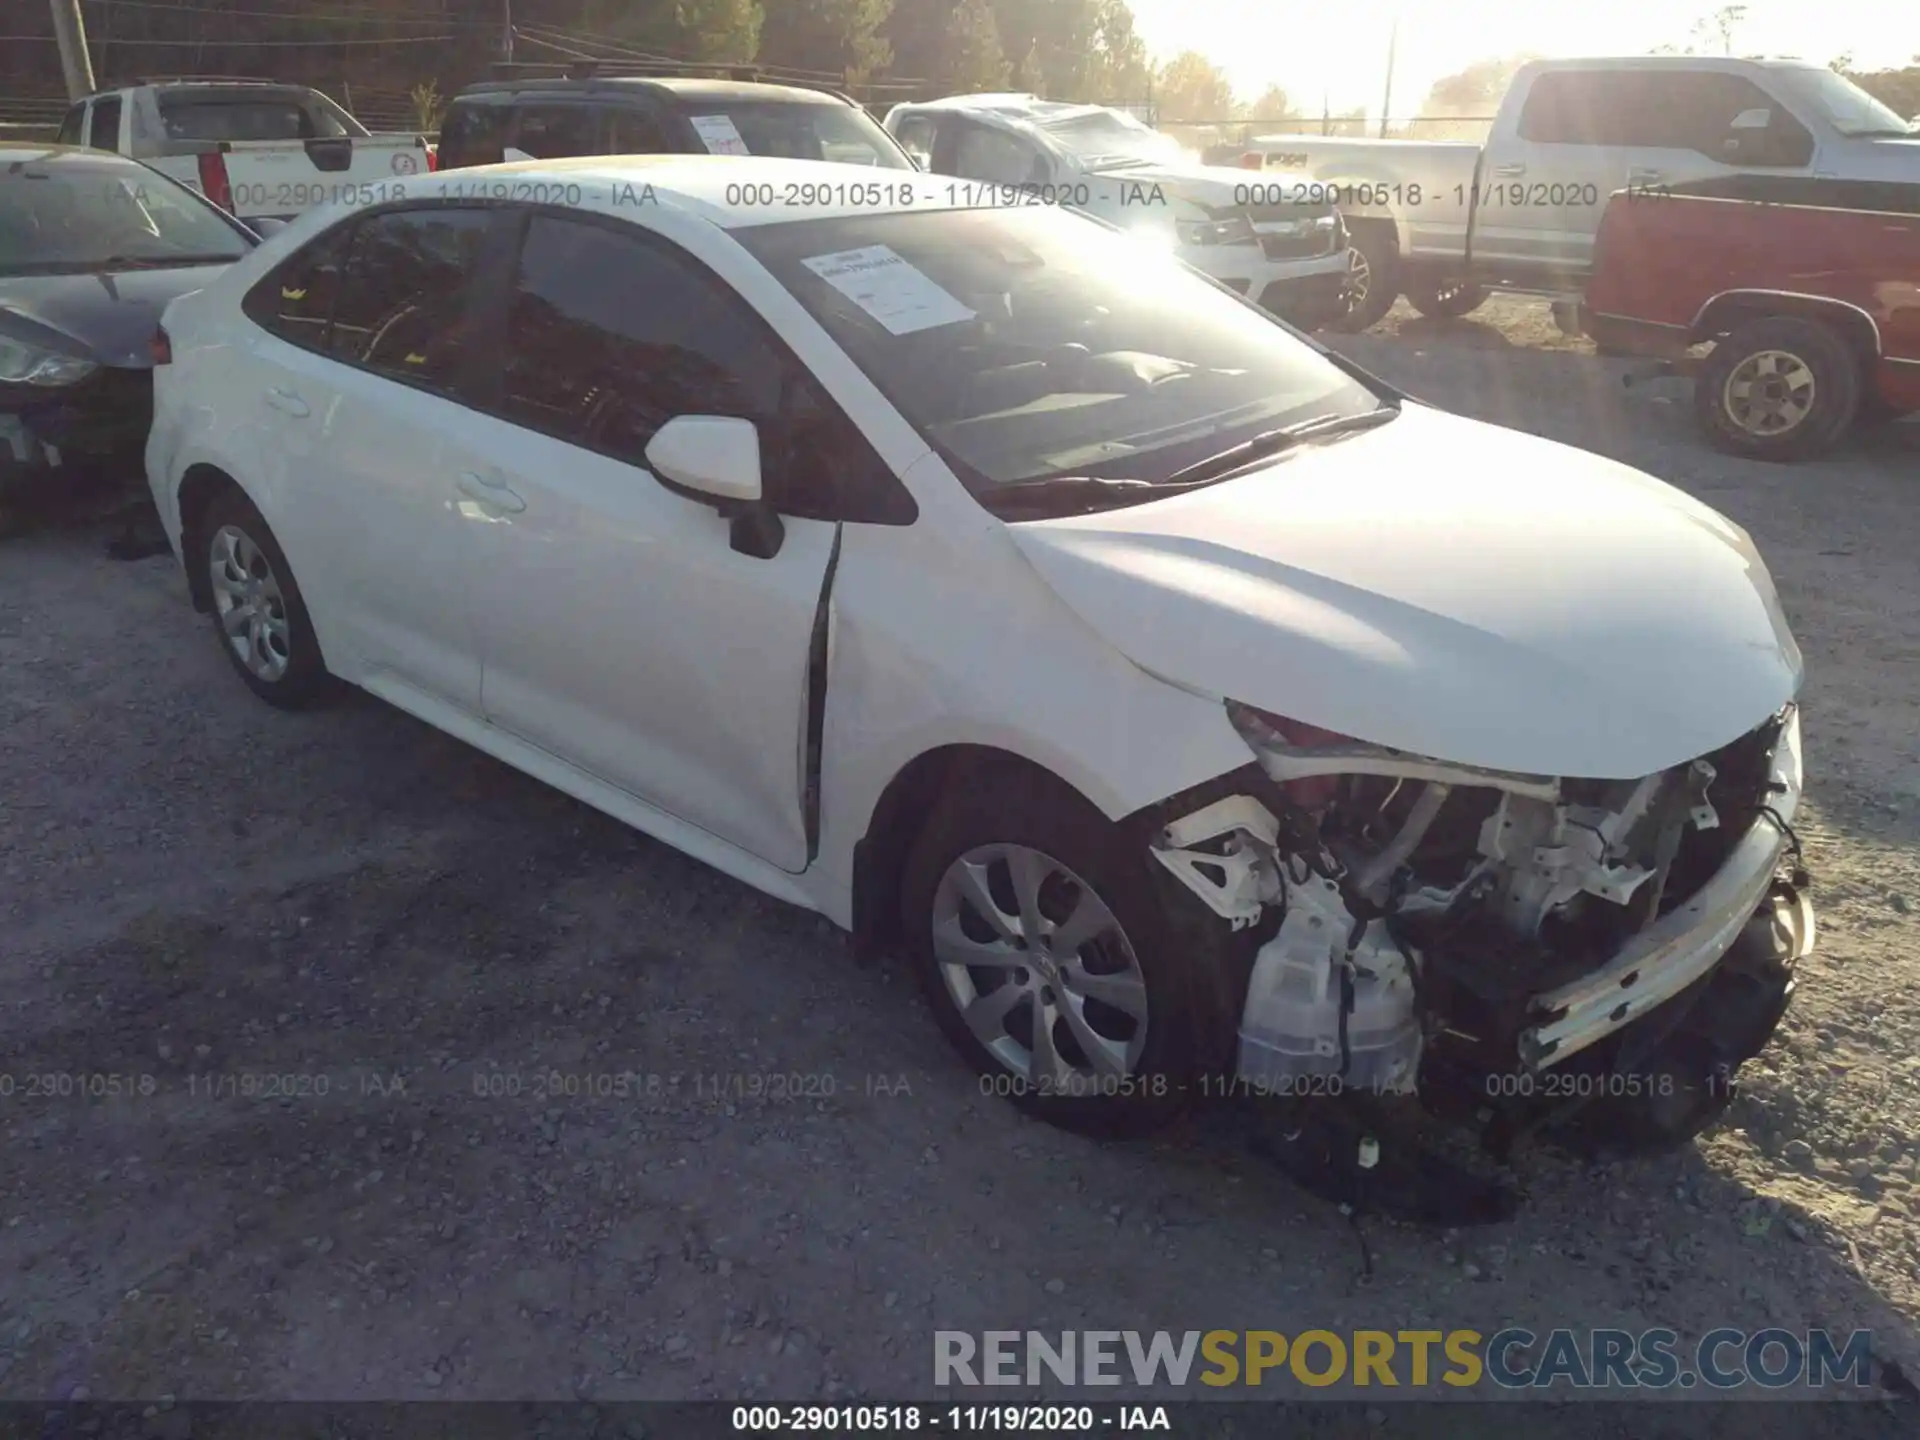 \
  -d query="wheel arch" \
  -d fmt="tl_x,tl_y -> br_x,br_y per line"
849,744 -> 1102,961
176,462 -> 249,614
1691,292 -> 1881,360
